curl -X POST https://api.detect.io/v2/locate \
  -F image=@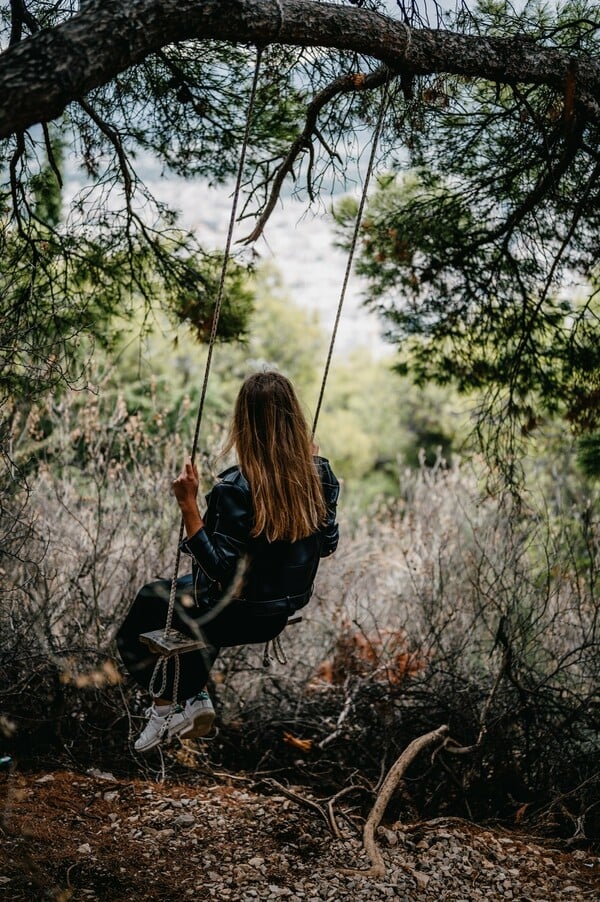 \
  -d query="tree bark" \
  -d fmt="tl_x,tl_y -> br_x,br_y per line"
0,0 -> 598,139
